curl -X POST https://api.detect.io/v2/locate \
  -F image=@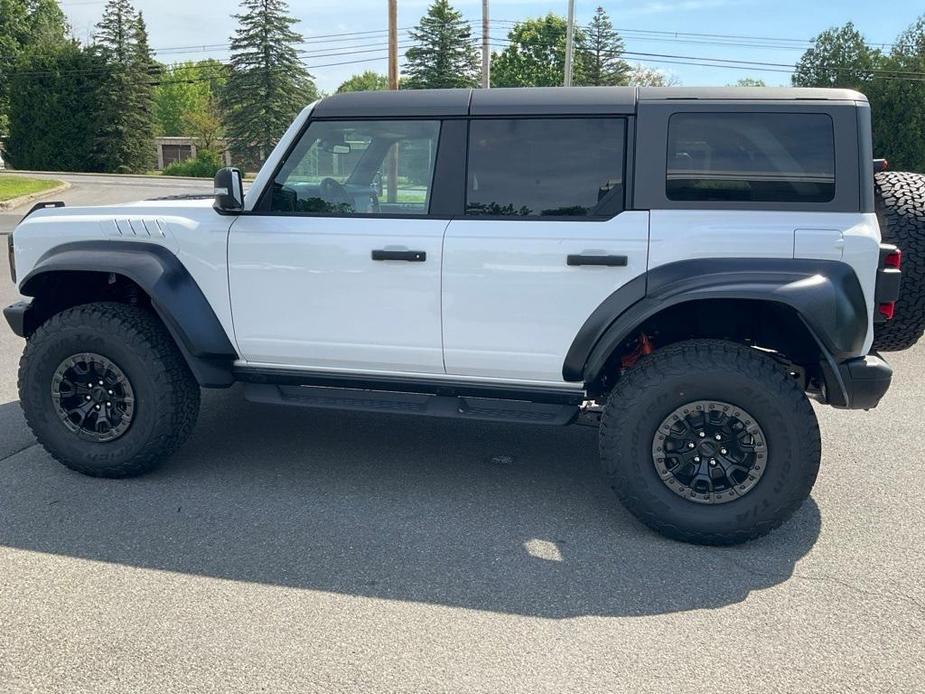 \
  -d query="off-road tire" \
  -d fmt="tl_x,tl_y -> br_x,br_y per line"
872,171 -> 925,352
599,339 -> 821,545
18,302 -> 200,478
